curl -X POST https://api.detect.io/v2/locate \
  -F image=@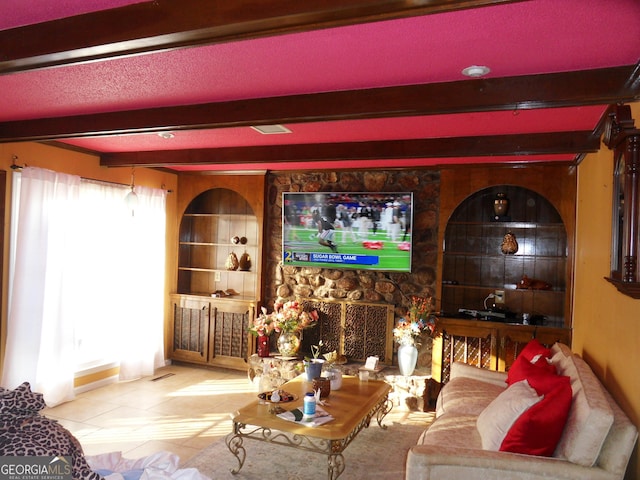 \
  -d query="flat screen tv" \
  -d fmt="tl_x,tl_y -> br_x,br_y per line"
282,192 -> 413,272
